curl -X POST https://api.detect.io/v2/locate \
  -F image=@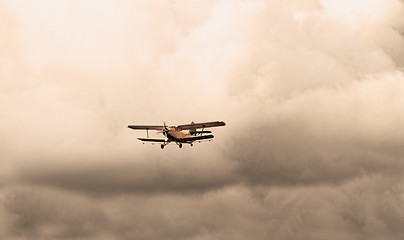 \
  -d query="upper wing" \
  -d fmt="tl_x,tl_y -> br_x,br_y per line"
177,121 -> 226,130
128,125 -> 165,131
